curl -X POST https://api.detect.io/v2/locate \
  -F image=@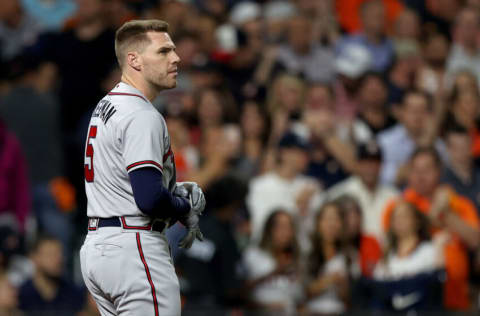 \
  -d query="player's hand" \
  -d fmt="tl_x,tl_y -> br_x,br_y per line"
174,182 -> 206,215
178,211 -> 203,249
